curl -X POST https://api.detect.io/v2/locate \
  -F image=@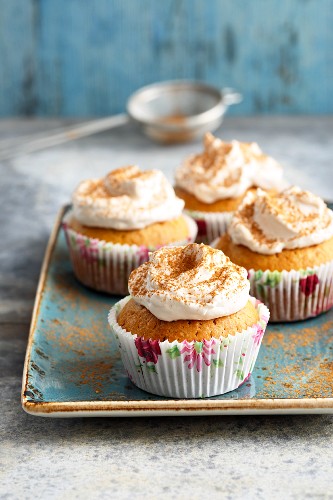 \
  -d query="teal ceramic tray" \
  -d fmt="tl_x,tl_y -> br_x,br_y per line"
22,207 -> 333,416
